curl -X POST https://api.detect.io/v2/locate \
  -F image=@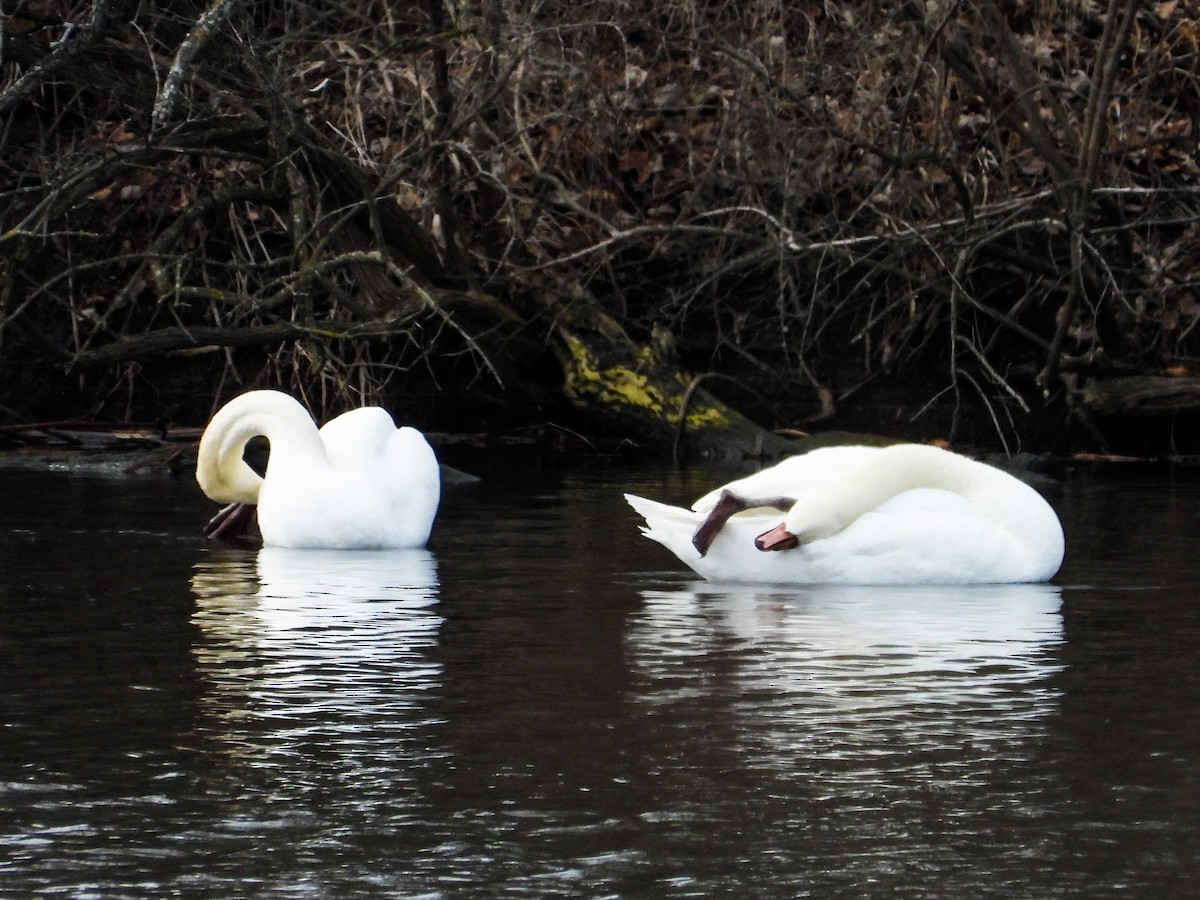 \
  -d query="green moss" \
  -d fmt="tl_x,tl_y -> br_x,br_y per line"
563,335 -> 663,412
683,404 -> 730,429
561,333 -> 732,430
